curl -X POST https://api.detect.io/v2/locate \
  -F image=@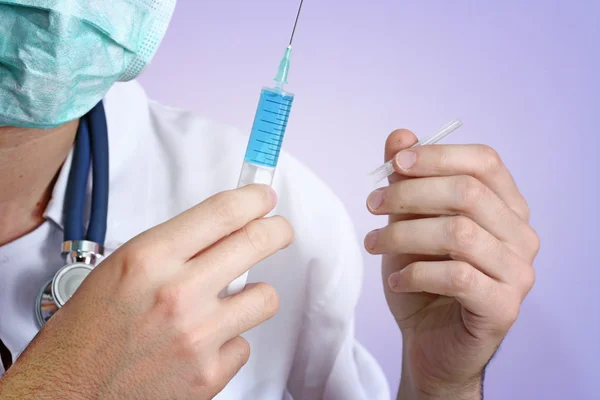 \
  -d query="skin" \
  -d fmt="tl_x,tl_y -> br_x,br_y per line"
366,130 -> 539,399
0,122 -> 78,246
0,124 -> 295,398
0,183 -> 294,399
0,122 -> 538,398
